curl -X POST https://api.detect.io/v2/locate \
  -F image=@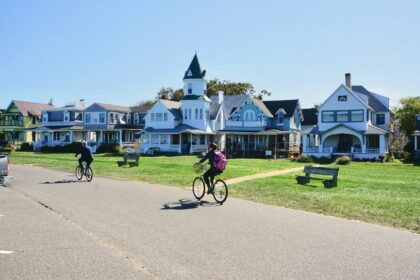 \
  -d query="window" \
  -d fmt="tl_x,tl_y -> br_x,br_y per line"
184,109 -> 188,120
151,135 -> 159,144
188,83 -> 192,94
99,113 -> 105,123
115,113 -> 119,123
43,113 -> 48,122
32,116 -> 36,124
195,108 -> 198,119
200,109 -> 203,120
127,113 -> 131,123
163,112 -> 168,121
64,112 -> 70,122
172,134 -> 180,145
244,110 -> 255,121
376,114 -> 385,125
338,95 -> 347,101
134,113 -> 139,123
141,134 -> 149,144
337,111 -> 349,122
205,109 -> 210,120
322,111 -> 335,122
151,113 -> 155,122
109,113 -> 114,124
85,113 -> 91,124
366,110 -> 370,122
200,135 -> 205,145
160,135 -> 168,144
156,113 -> 163,122
189,109 -> 192,119
351,110 -> 363,122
